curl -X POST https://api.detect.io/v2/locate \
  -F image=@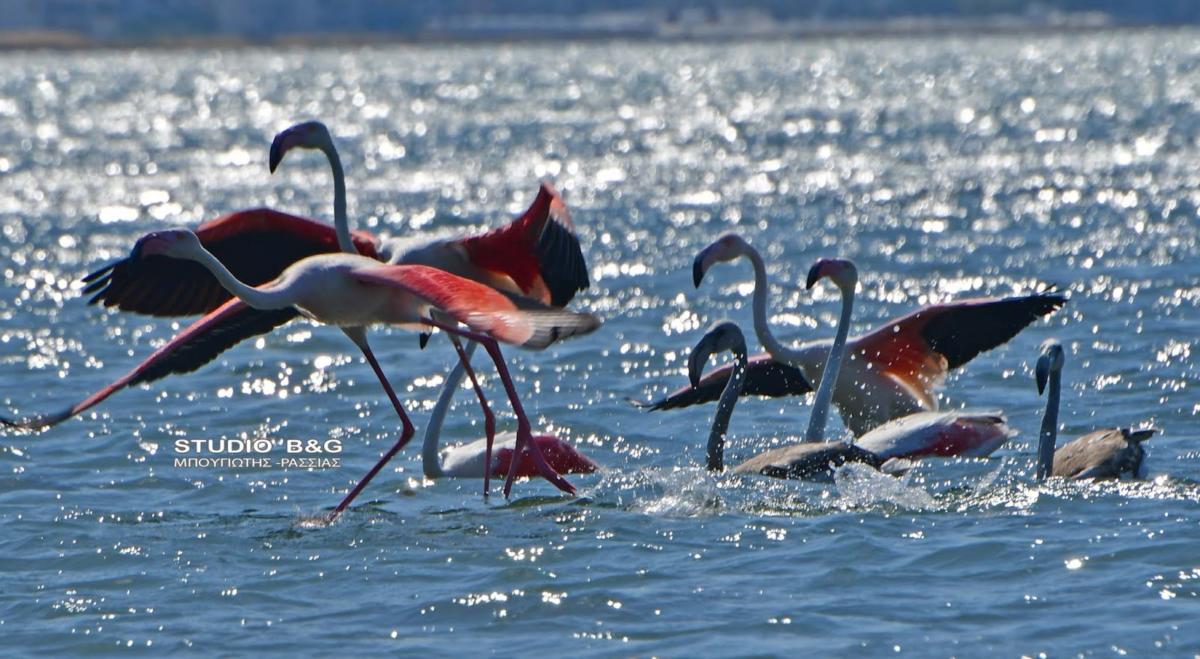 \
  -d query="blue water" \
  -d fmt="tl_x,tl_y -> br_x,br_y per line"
1,34 -> 1198,656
